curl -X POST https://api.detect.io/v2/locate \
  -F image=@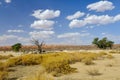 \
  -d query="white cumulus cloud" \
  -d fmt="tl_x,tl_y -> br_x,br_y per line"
29,31 -> 55,39
32,9 -> 60,20
7,30 -> 24,33
66,11 -> 85,20
0,34 -> 29,45
0,35 -> 17,41
69,19 -> 87,28
69,14 -> 120,28
31,20 -> 55,30
87,0 -> 115,12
